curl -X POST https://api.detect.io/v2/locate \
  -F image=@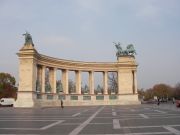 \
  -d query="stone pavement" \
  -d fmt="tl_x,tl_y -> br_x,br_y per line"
0,105 -> 180,135
152,102 -> 180,112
